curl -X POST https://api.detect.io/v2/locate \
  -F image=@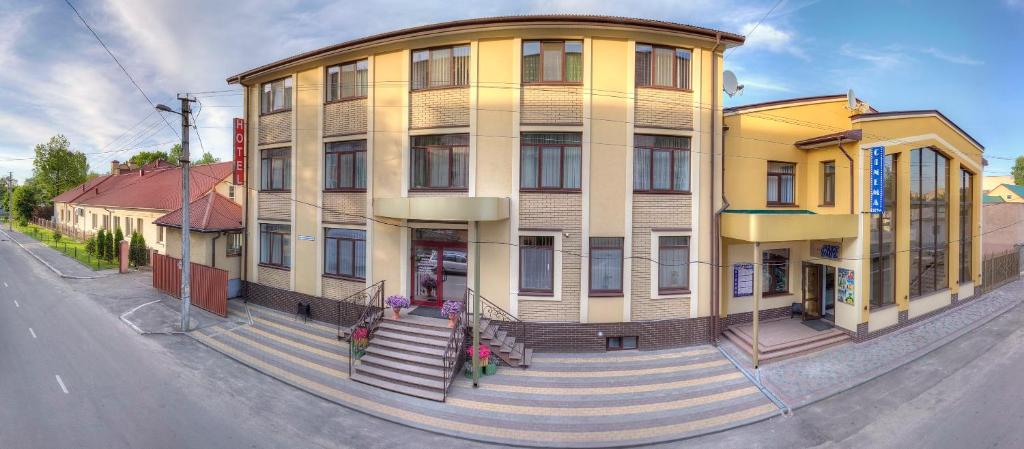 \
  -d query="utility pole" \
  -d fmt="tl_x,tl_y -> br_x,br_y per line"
158,95 -> 196,332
